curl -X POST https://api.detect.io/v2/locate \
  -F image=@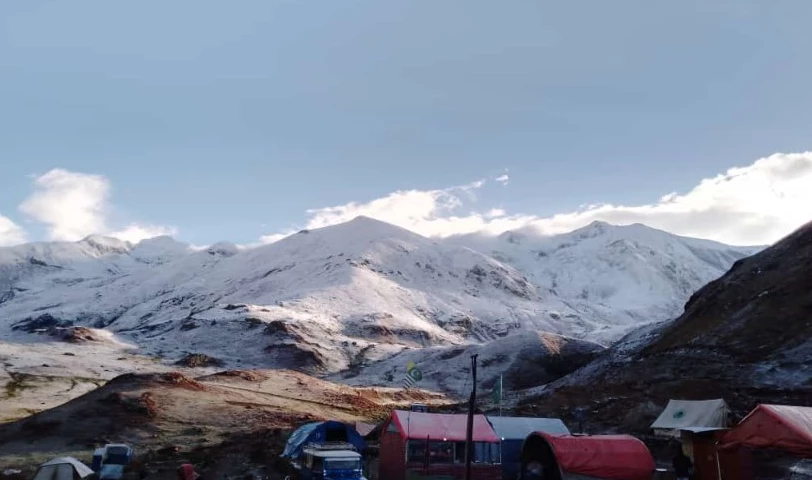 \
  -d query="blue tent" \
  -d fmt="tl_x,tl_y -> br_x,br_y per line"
487,416 -> 570,480
281,421 -> 366,459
